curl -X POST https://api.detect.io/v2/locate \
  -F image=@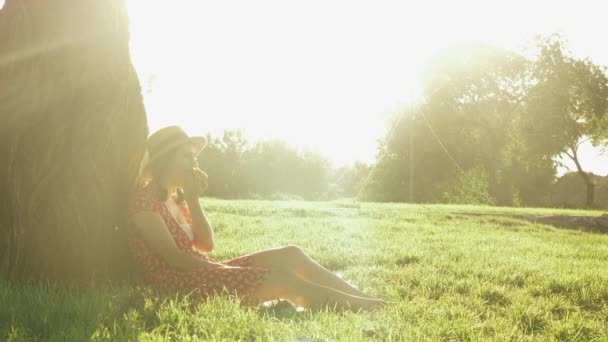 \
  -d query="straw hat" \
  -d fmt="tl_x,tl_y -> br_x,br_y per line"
139,126 -> 207,180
